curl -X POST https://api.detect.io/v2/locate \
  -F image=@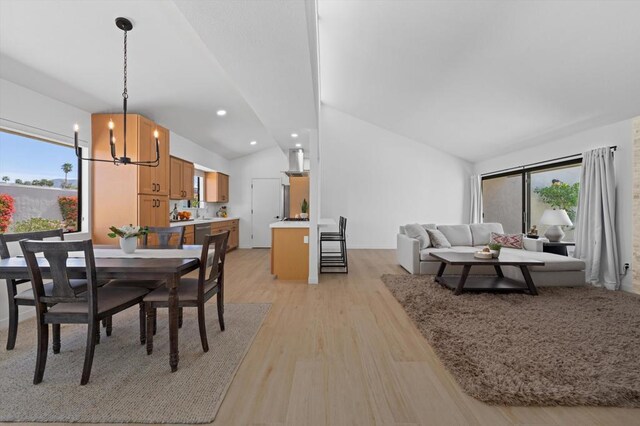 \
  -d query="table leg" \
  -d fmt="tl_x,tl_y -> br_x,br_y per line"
435,262 -> 447,282
520,265 -> 538,296
494,265 -> 504,277
454,265 -> 471,295
168,273 -> 180,372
